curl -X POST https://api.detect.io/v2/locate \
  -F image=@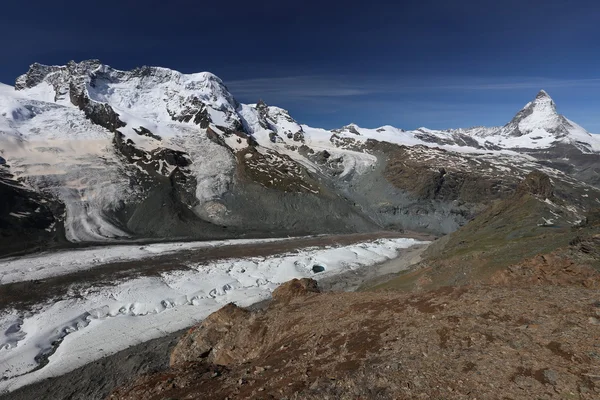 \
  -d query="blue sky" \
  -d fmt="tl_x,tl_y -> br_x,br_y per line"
2,0 -> 600,131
